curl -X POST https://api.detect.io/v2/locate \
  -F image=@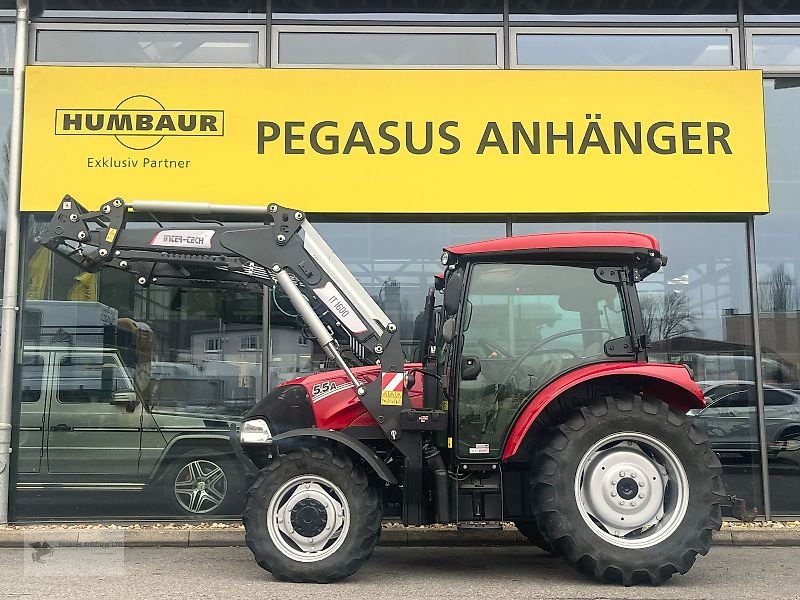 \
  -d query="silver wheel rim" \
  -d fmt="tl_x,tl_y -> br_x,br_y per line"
574,432 -> 689,549
174,459 -> 228,514
266,475 -> 351,563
